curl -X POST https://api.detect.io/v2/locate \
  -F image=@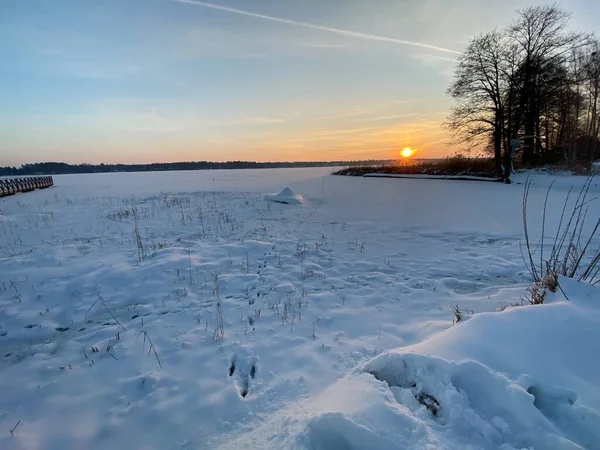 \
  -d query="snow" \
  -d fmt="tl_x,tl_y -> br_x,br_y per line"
265,187 -> 307,204
0,168 -> 599,450
217,277 -> 600,450
362,276 -> 600,450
